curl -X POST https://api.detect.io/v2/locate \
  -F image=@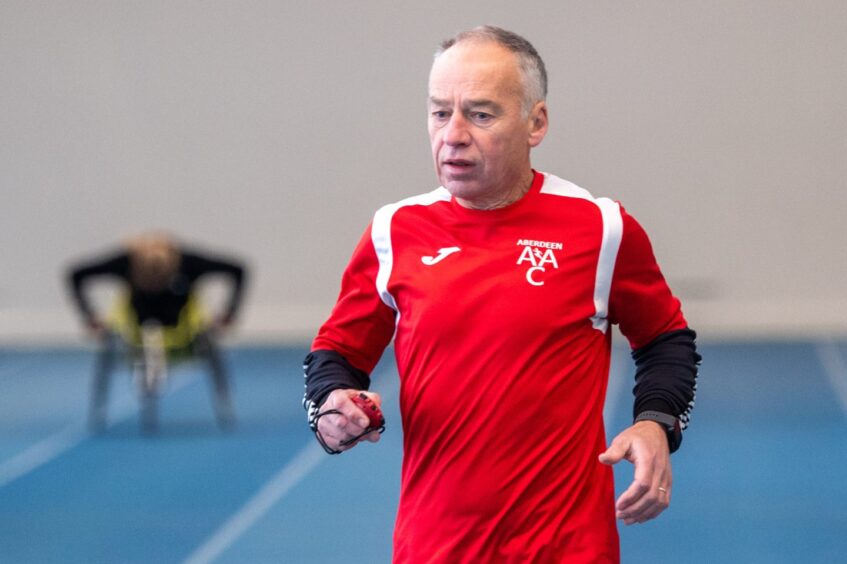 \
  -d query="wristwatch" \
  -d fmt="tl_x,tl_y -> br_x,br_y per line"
635,410 -> 682,453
